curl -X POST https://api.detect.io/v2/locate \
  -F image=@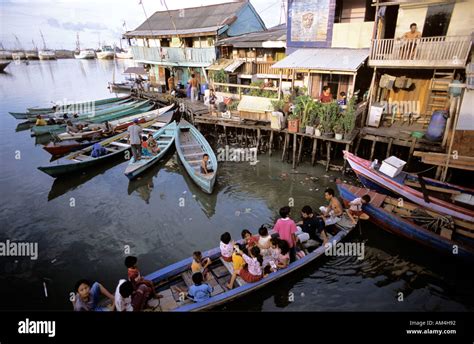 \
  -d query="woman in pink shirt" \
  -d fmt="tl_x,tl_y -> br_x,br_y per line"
273,206 -> 297,262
